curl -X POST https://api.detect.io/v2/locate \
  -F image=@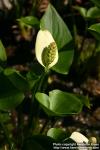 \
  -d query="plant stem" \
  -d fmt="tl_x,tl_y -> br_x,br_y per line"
27,70 -> 49,136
